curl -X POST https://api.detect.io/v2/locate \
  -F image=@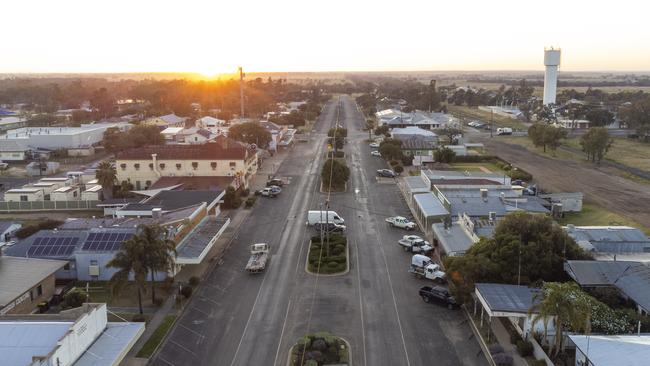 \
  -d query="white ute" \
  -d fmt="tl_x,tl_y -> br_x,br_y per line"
245,243 -> 270,273
409,254 -> 446,282
385,216 -> 417,230
398,235 -> 433,253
